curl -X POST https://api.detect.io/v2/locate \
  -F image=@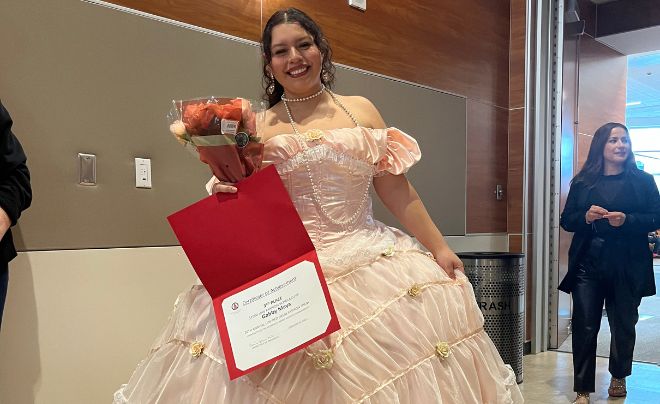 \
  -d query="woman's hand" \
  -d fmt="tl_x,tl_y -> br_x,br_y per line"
585,205 -> 608,224
211,181 -> 237,194
432,247 -> 464,279
604,211 -> 626,227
